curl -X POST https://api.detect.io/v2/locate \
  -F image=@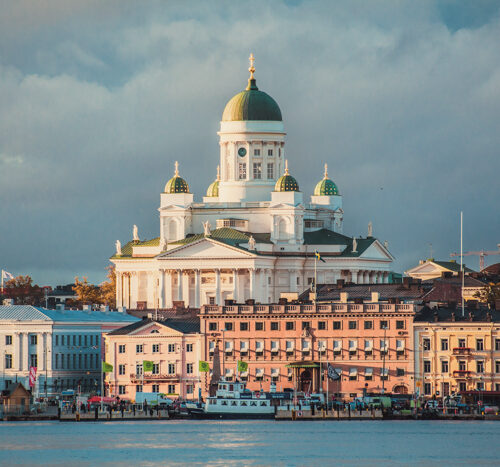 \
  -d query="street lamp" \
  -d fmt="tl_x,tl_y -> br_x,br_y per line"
381,324 -> 387,394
